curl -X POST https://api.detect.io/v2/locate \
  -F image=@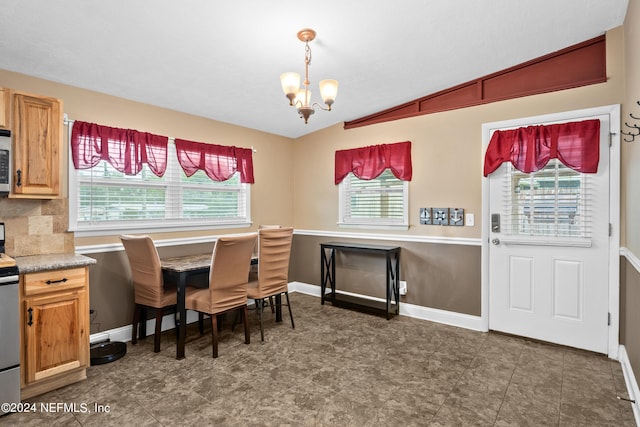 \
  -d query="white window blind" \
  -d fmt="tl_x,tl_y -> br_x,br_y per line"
501,159 -> 591,238
338,169 -> 408,228
69,144 -> 250,235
